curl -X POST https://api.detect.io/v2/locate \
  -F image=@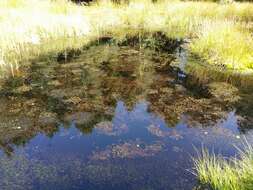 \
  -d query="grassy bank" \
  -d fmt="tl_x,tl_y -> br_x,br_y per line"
0,0 -> 253,76
194,142 -> 253,190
